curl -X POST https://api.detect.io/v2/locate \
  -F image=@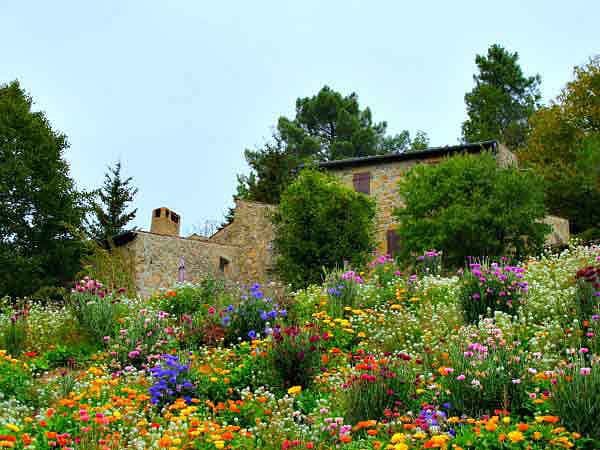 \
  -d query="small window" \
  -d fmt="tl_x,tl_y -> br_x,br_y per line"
154,209 -> 161,218
219,257 -> 230,273
171,212 -> 180,224
353,172 -> 371,194
165,209 -> 170,219
387,229 -> 400,258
